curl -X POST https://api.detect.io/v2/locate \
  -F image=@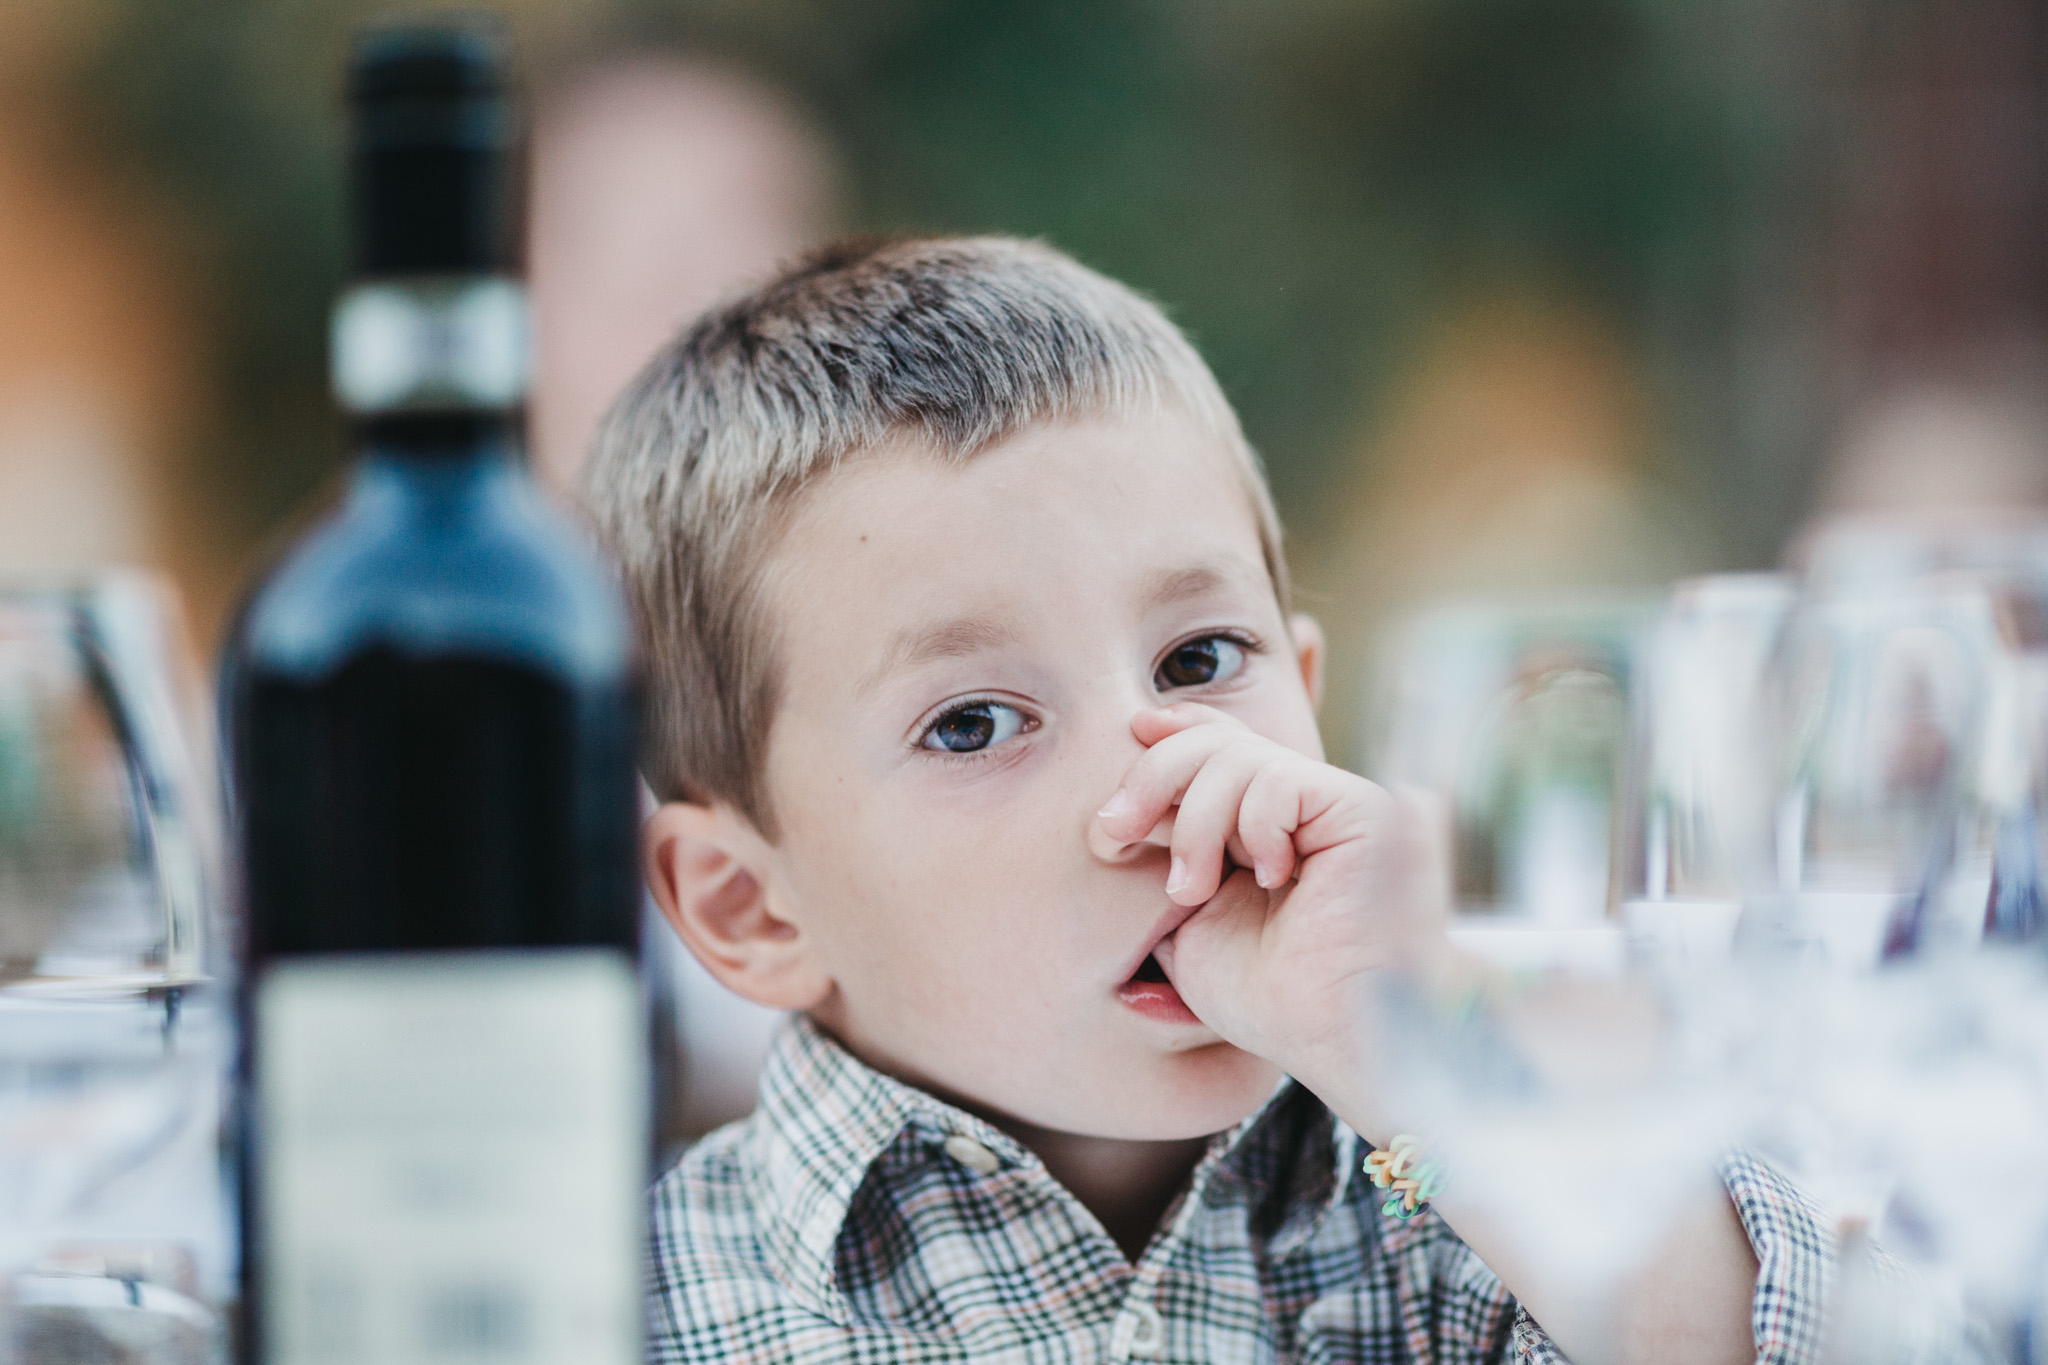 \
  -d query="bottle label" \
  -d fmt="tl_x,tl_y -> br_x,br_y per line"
331,277 -> 529,413
257,950 -> 643,1365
